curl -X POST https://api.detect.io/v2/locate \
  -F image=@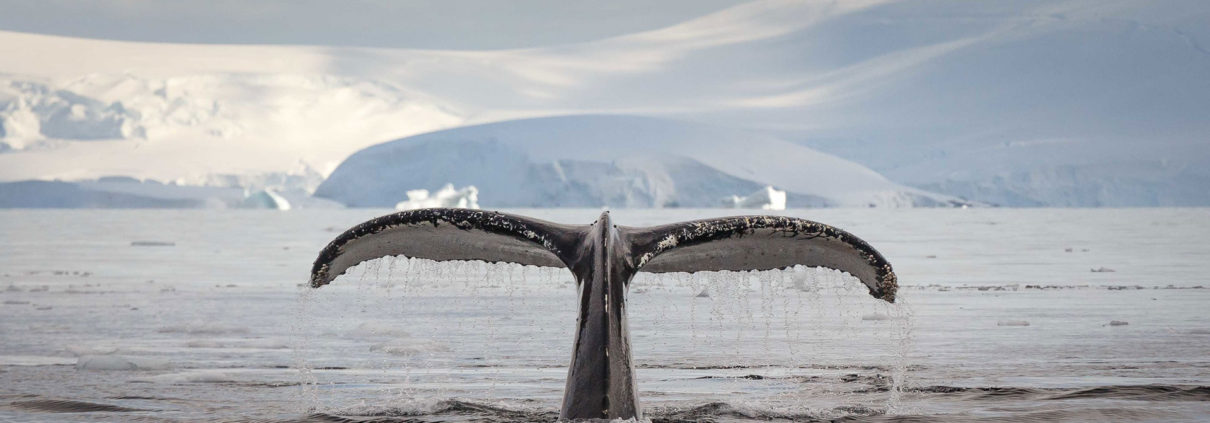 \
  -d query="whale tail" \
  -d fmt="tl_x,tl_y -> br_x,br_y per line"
310,208 -> 896,301
309,208 -> 897,420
